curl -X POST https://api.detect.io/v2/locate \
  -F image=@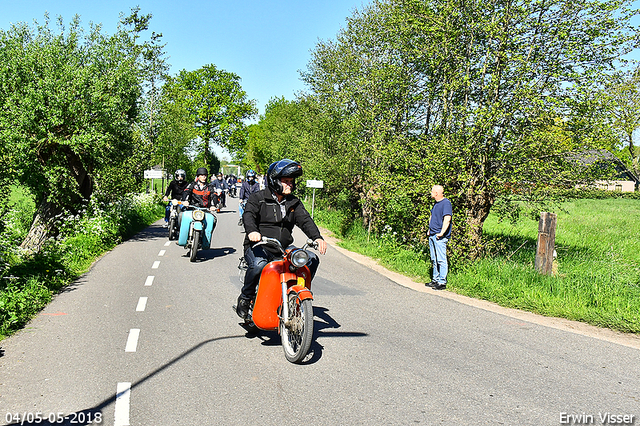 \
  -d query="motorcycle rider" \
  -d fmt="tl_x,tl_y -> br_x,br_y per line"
236,159 -> 327,319
227,174 -> 238,197
237,170 -> 261,226
181,168 -> 218,212
163,169 -> 189,227
210,172 -> 229,208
